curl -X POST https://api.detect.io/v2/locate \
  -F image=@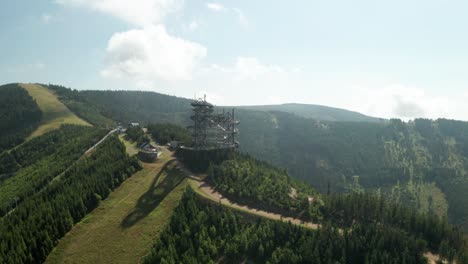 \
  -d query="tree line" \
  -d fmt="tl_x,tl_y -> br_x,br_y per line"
147,123 -> 191,146
0,125 -> 107,215
125,125 -> 148,146
144,189 -> 468,263
47,84 -> 191,126
323,192 -> 467,262
0,136 -> 141,264
208,153 -> 322,221
0,83 -> 42,153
